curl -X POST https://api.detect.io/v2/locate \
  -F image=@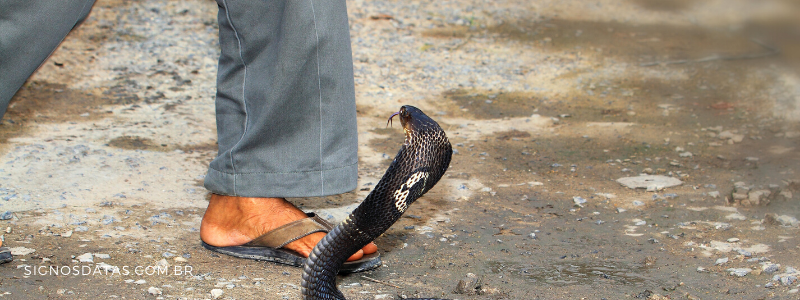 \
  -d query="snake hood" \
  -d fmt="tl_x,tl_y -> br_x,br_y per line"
301,105 -> 452,300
